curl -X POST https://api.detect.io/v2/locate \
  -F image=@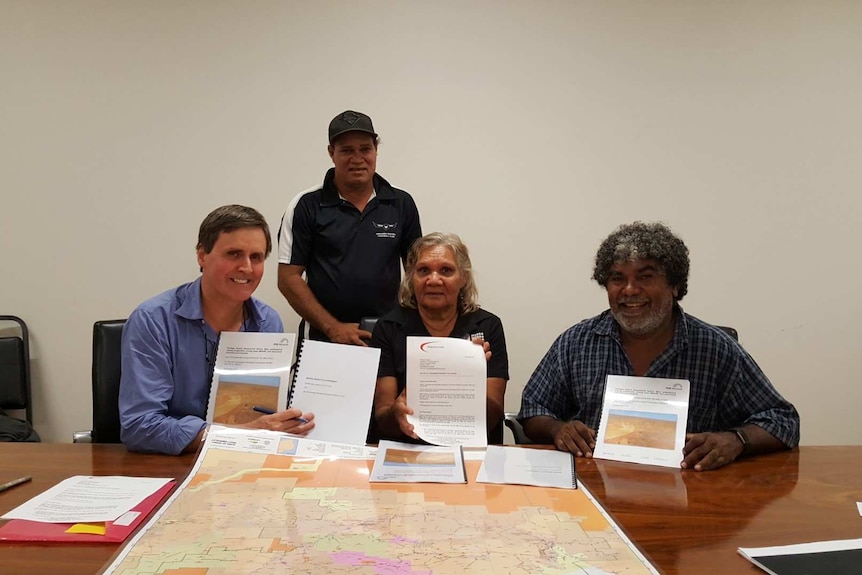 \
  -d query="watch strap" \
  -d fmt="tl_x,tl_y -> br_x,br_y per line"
730,427 -> 752,456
